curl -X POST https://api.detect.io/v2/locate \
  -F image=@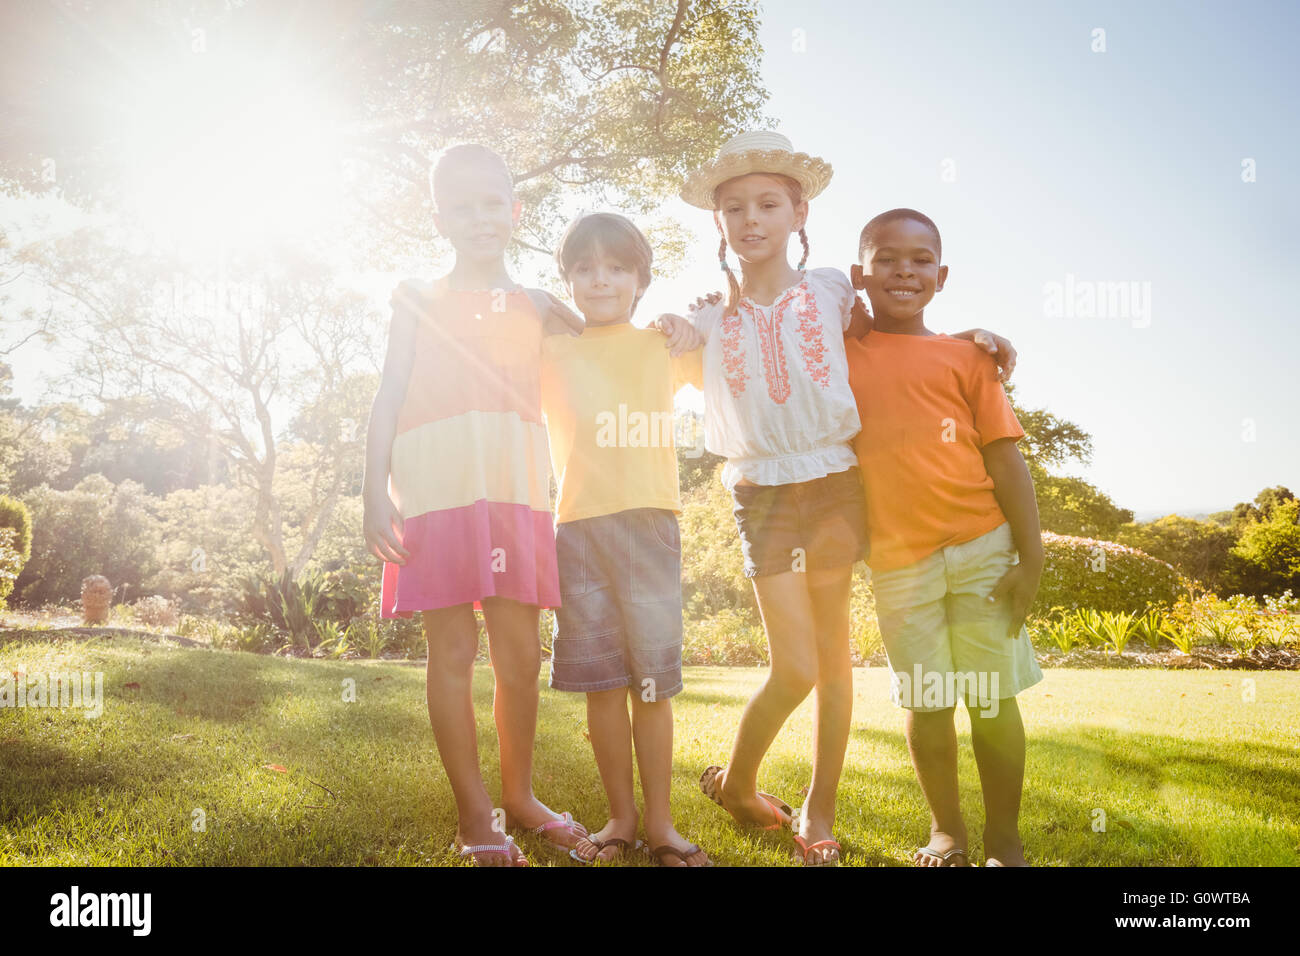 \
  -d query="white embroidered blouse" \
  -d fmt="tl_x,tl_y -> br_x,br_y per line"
687,266 -> 862,490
